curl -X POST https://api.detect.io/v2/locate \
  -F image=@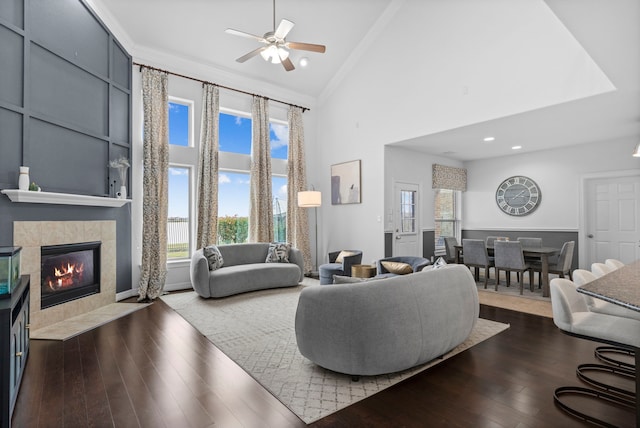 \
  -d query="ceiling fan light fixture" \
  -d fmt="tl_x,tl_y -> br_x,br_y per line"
260,45 -> 289,64
299,57 -> 309,67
